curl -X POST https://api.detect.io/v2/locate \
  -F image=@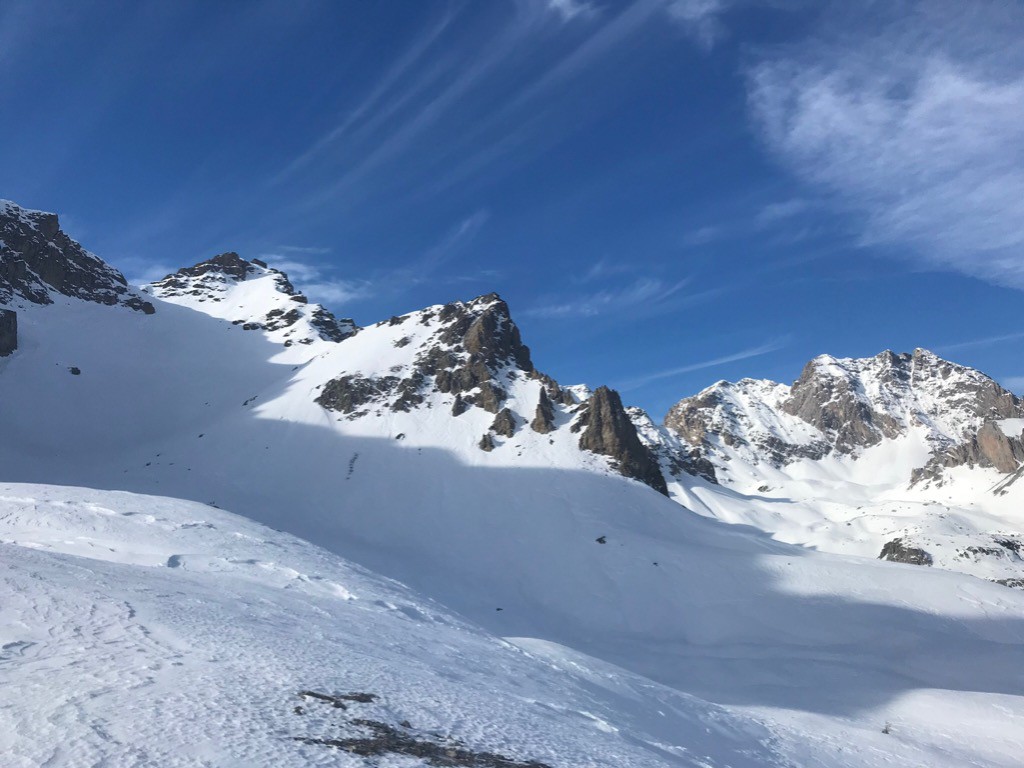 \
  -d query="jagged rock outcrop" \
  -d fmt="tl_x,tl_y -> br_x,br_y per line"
782,354 -> 902,451
575,387 -> 667,495
879,539 -> 933,566
147,252 -> 356,344
478,433 -> 495,452
316,375 -> 398,416
420,294 -> 533,414
531,388 -> 555,434
491,408 -> 517,438
0,200 -> 154,313
913,421 -> 1024,483
0,309 -> 16,356
318,294 -> 535,418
